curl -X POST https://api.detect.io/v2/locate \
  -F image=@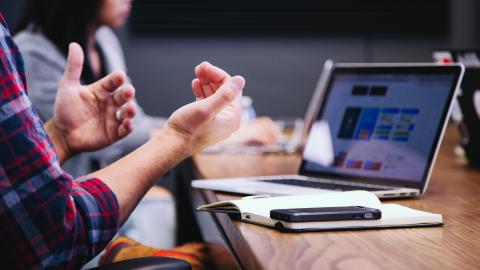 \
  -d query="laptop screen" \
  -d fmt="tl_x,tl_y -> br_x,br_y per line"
300,65 -> 462,188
